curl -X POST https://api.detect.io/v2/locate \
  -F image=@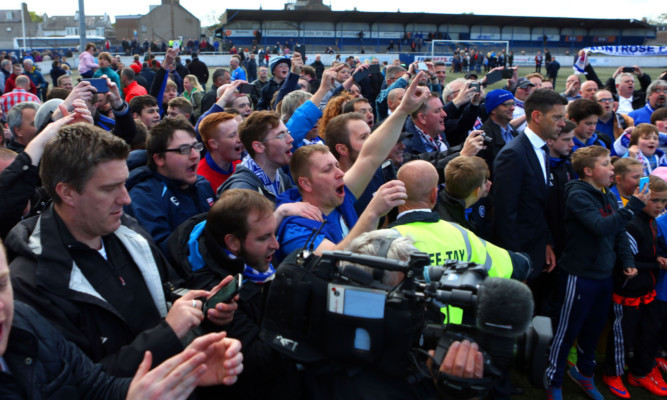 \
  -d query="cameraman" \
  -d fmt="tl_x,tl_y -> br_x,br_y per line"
340,229 -> 485,400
